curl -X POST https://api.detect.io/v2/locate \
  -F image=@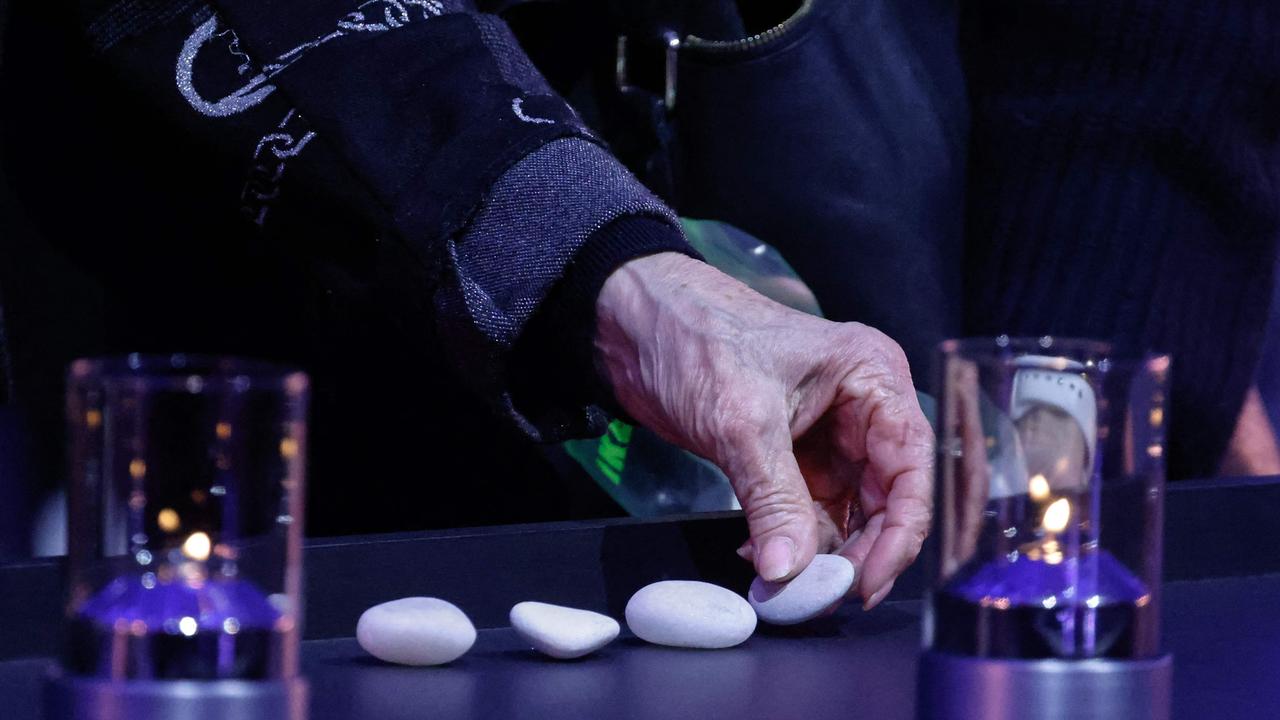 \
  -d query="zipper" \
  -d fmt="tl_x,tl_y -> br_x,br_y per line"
683,0 -> 816,54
